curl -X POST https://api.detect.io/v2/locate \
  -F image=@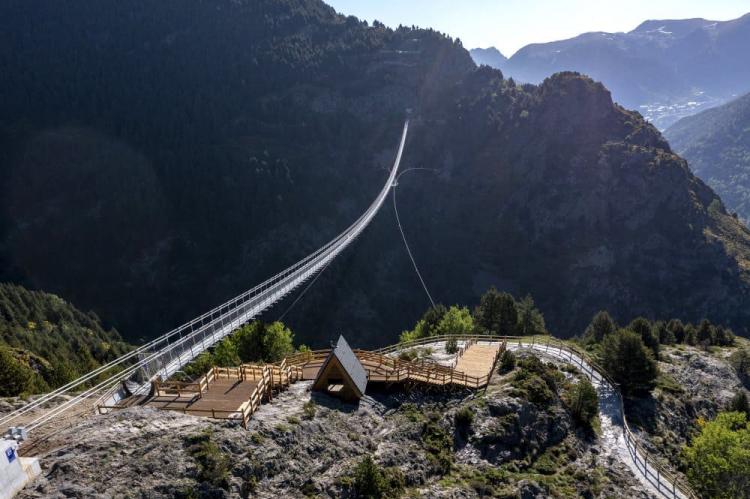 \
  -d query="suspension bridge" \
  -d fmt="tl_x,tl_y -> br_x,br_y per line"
0,118 -> 698,499
0,120 -> 409,440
